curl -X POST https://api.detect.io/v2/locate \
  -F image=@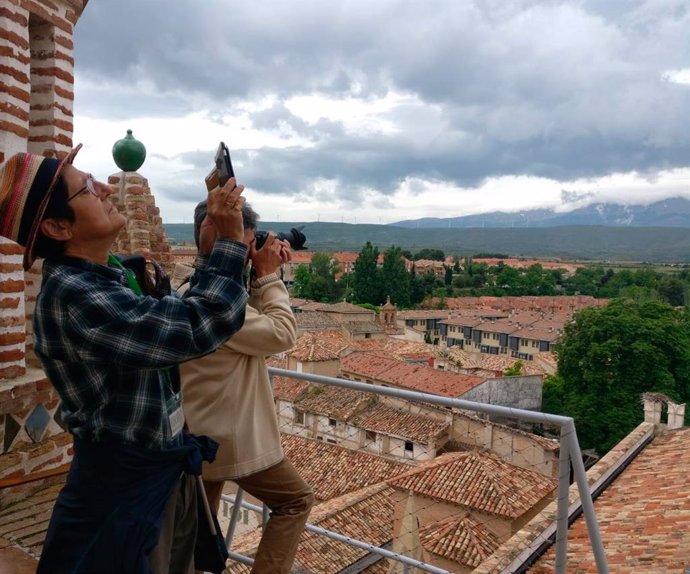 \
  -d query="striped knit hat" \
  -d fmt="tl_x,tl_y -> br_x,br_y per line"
0,145 -> 81,270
